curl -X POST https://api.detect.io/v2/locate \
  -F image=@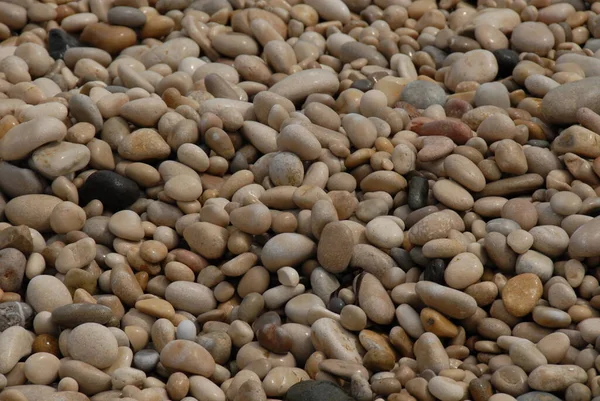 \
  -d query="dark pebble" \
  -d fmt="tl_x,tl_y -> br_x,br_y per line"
327,297 -> 345,314
493,49 -> 520,79
469,378 -> 493,401
424,259 -> 446,284
390,248 -> 413,271
252,311 -> 281,334
285,380 -> 355,401
350,79 -> 373,91
79,170 -> 140,212
48,28 -> 81,60
0,302 -> 33,332
422,45 -> 447,69
51,303 -> 113,328
409,246 -> 429,267
256,323 -> 293,354
408,176 -> 429,210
